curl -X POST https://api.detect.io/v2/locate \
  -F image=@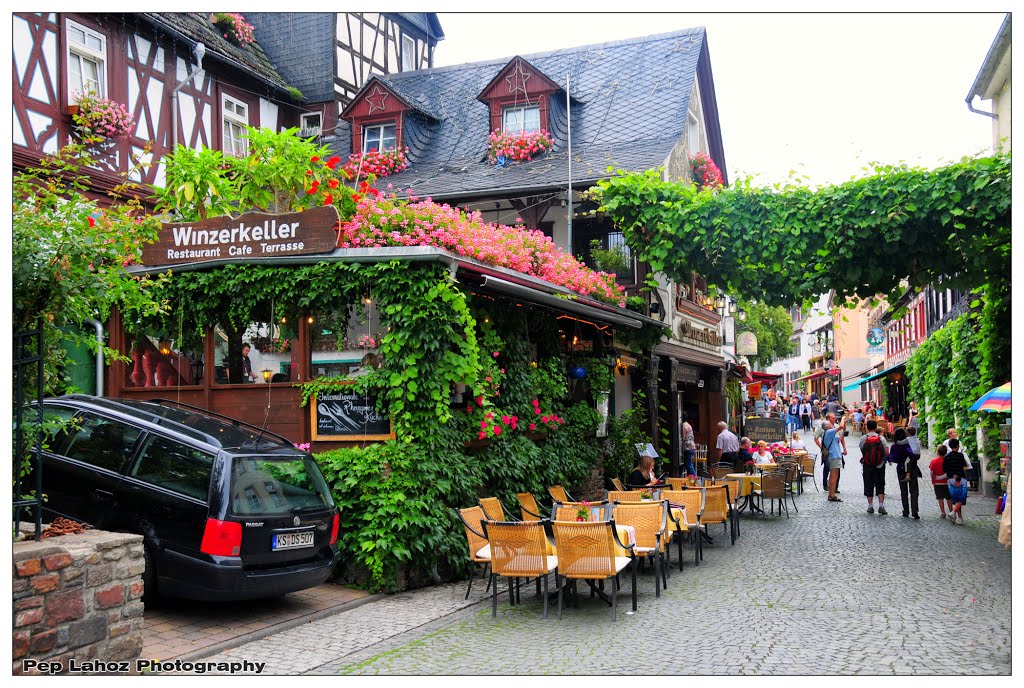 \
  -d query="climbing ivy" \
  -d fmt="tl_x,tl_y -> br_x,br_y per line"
592,152 -> 1011,310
